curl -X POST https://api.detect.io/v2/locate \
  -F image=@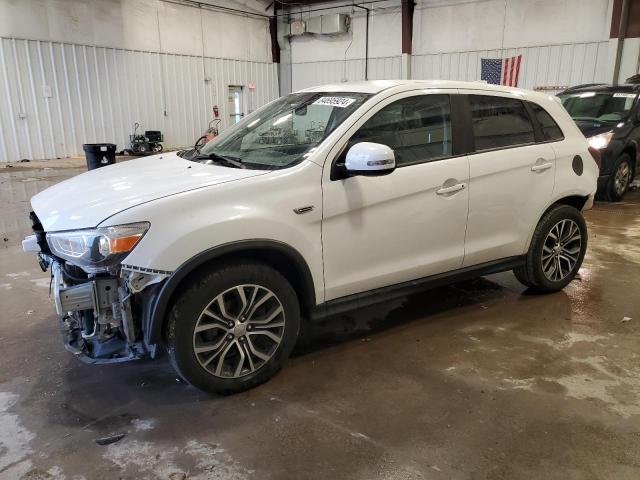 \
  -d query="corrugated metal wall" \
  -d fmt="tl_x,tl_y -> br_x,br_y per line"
412,41 -> 610,92
291,56 -> 402,91
290,41 -> 609,94
0,37 -> 279,163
